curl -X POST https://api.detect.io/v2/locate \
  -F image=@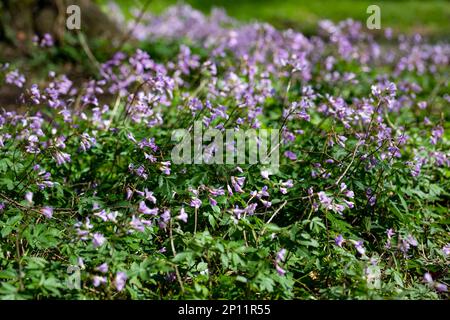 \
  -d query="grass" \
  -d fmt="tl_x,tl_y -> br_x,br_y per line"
99,0 -> 450,40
